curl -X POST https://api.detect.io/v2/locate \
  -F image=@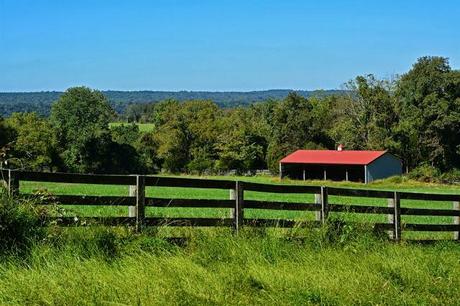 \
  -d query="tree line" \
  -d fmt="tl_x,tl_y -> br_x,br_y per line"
0,89 -> 343,117
1,56 -> 459,179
